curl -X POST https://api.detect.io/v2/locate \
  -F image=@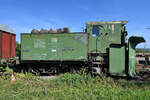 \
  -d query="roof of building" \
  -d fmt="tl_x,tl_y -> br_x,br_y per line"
86,21 -> 128,25
0,24 -> 14,33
